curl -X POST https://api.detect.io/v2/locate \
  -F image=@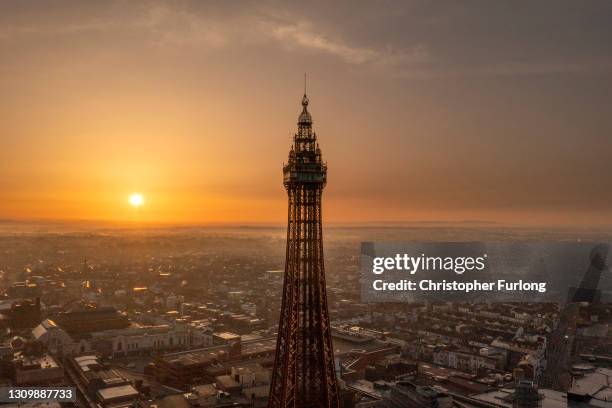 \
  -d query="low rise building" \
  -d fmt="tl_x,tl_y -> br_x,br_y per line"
11,354 -> 64,385
32,319 -> 89,356
381,381 -> 452,408
56,305 -> 130,336
89,324 -> 188,357
67,354 -> 141,407
433,348 -> 503,374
